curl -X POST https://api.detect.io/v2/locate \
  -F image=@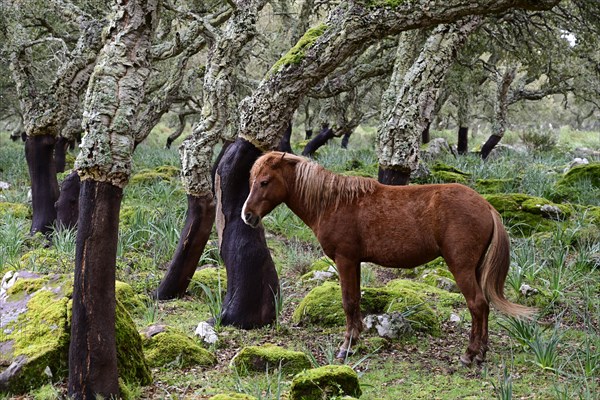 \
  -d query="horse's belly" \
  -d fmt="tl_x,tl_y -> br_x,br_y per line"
361,229 -> 440,269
